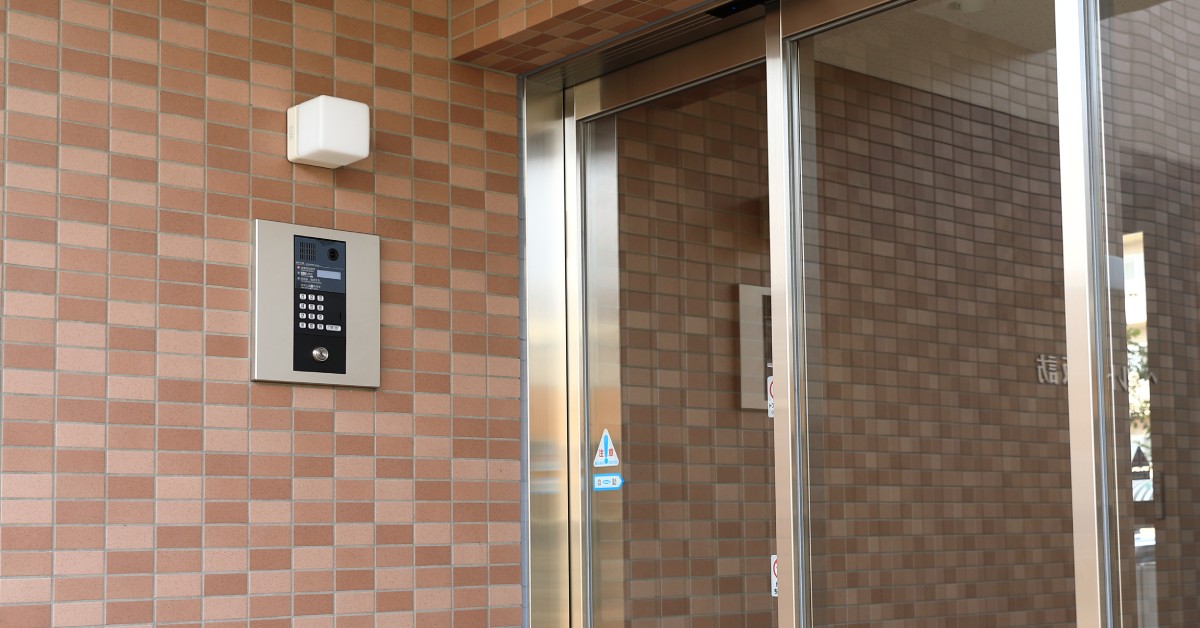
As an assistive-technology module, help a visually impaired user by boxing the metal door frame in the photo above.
[525,19,770,628]
[521,0,1117,626]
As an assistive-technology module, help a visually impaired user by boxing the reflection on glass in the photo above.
[800,0,1074,625]
[1102,1,1200,625]
[1135,526,1159,627]
[1124,233,1153,503]
[588,66,774,627]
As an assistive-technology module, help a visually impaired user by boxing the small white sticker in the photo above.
[767,376,775,418]
[771,554,779,597]
[593,428,619,467]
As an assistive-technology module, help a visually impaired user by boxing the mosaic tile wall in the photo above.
[807,62,1075,626]
[449,0,706,73]
[0,1,522,625]
[615,70,775,627]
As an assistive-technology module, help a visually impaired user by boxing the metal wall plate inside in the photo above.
[252,219,380,388]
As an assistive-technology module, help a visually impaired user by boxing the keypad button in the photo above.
[317,324,324,330]
[298,322,304,329]
[317,305,324,311]
[317,295,325,302]
[299,294,307,300]
[317,314,324,321]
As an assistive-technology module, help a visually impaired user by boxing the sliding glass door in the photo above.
[1099,1,1200,625]
[523,0,1192,625]
[577,63,776,628]
[773,1,1076,625]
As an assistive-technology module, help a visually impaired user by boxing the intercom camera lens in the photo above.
[327,248,340,261]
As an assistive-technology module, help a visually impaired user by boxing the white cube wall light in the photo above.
[286,95,370,168]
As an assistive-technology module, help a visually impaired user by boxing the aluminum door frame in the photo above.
[1054,0,1119,625]
[524,19,769,628]
[522,0,1117,626]
[523,3,917,628]
[522,77,574,628]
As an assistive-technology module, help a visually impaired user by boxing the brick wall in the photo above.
[450,0,704,73]
[0,1,522,625]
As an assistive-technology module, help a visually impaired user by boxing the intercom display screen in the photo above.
[295,236,347,294]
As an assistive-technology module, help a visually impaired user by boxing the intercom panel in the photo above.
[252,220,380,387]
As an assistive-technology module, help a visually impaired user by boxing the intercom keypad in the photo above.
[293,236,347,374]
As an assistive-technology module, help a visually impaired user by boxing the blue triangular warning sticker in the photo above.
[593,429,619,467]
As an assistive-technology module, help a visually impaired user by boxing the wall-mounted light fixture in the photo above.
[286,95,370,168]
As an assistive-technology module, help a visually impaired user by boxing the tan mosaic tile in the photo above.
[0,1,521,625]
[451,0,706,73]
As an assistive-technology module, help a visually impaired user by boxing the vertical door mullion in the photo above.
[1055,0,1117,625]
[766,4,808,627]
[563,86,590,628]
[578,114,626,628]
[523,81,573,628]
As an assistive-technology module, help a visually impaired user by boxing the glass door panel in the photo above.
[1100,1,1200,625]
[580,65,775,627]
[793,1,1076,625]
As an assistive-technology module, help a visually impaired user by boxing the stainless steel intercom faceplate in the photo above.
[252,220,380,387]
